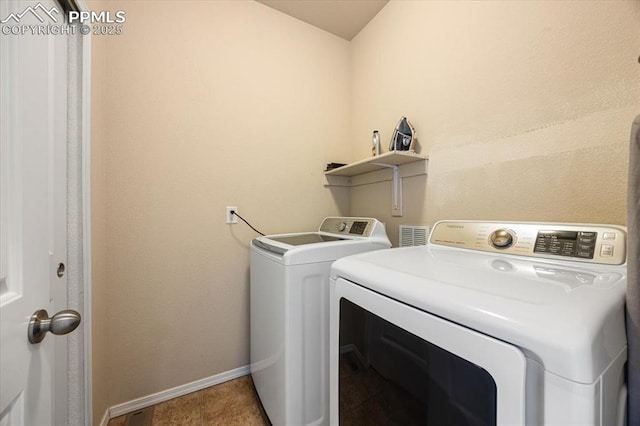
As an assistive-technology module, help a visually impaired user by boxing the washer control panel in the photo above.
[431,221,626,265]
[319,217,378,237]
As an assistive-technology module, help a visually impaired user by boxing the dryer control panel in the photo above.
[430,221,627,265]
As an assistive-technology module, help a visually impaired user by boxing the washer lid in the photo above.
[331,245,627,384]
[251,217,391,264]
[267,233,344,246]
[252,232,346,256]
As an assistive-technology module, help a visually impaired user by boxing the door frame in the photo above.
[78,2,92,421]
[77,1,93,422]
[55,0,93,423]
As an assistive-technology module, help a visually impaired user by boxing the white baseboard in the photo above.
[98,410,109,426]
[105,364,251,421]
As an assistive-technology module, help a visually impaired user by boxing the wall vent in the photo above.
[125,407,154,426]
[399,225,430,247]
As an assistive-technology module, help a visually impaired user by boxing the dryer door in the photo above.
[330,277,527,425]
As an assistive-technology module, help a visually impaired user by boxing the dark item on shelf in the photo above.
[326,162,347,171]
[389,117,417,152]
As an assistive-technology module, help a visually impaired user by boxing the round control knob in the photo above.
[490,229,515,249]
[338,222,347,232]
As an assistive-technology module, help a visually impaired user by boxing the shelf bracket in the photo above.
[373,163,402,217]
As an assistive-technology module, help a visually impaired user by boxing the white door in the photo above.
[0,0,77,424]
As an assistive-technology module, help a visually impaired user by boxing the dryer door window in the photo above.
[333,278,527,425]
[340,298,496,425]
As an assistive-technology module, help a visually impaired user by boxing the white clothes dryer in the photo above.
[330,220,628,426]
[250,217,390,426]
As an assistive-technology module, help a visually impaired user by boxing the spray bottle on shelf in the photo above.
[372,130,380,156]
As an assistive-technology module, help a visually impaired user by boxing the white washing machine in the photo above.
[250,217,390,426]
[330,220,628,426]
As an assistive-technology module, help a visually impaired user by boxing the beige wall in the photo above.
[90,9,109,423]
[350,0,640,245]
[90,1,350,422]
[91,0,640,422]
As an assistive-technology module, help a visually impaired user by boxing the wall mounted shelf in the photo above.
[323,151,426,177]
[323,151,428,217]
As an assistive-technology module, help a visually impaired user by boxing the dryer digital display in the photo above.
[349,221,368,235]
[534,230,596,259]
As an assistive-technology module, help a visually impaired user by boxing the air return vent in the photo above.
[124,407,154,426]
[399,225,430,247]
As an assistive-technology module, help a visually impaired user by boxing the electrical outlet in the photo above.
[226,206,238,224]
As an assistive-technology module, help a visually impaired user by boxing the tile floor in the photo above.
[107,354,416,426]
[107,375,270,426]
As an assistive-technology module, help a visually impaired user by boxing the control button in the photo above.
[490,229,515,249]
[338,222,347,232]
[603,232,617,240]
[580,232,597,237]
[600,244,614,257]
[577,251,593,258]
